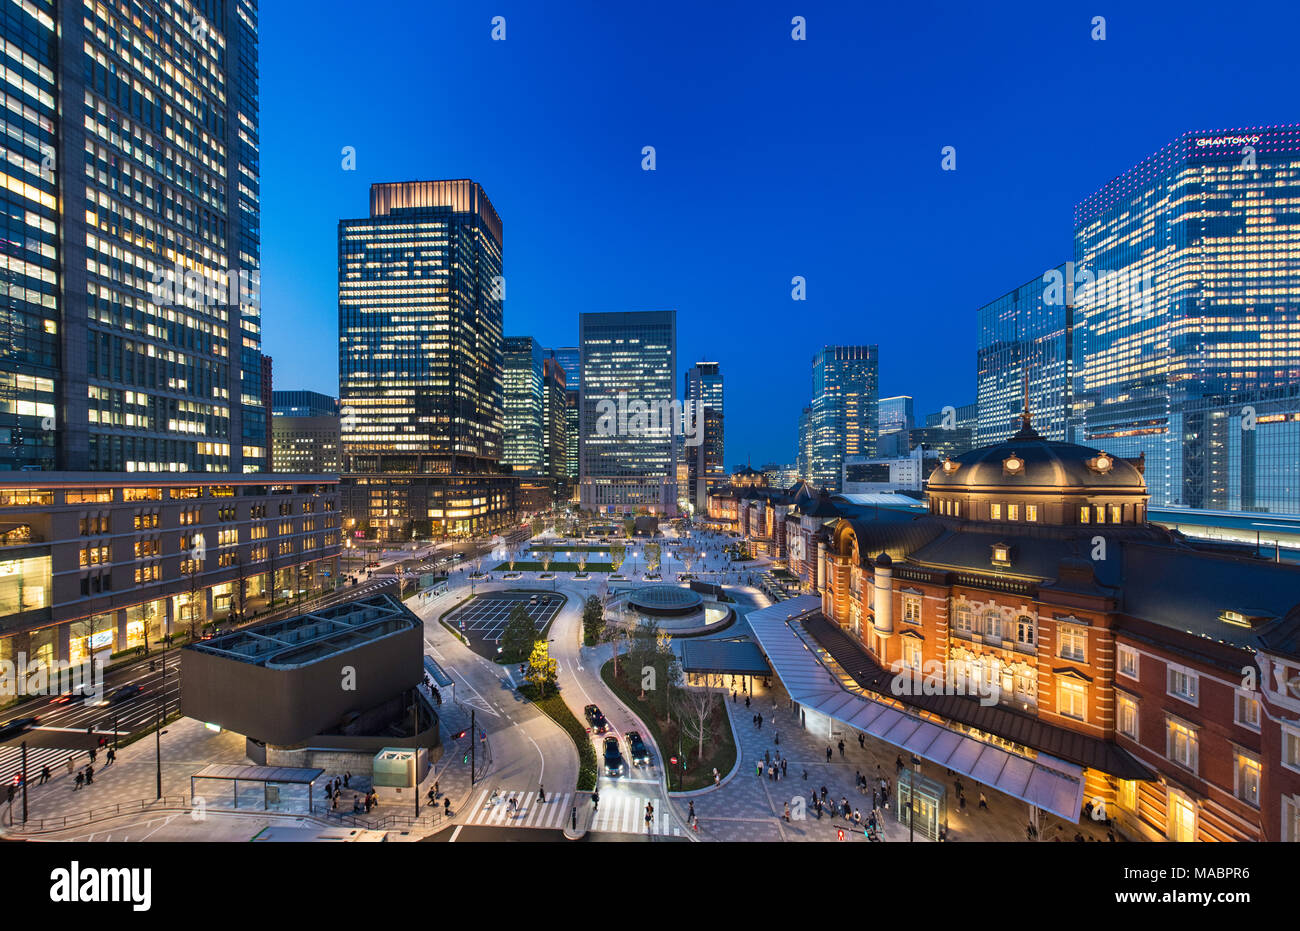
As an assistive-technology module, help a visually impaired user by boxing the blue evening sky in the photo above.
[259,0,1299,467]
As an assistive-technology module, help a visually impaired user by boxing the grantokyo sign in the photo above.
[1195,134,1261,147]
[594,393,704,447]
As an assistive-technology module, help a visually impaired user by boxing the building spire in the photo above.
[1013,370,1041,440]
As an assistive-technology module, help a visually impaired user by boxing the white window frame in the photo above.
[1166,716,1199,774]
[952,603,973,636]
[1058,623,1087,662]
[1058,679,1087,721]
[1233,750,1261,809]
[1116,692,1139,740]
[902,595,922,624]
[1166,663,1199,707]
[1117,644,1139,680]
[1015,615,1035,649]
[1234,689,1261,732]
[1283,723,1300,775]
[1284,795,1300,843]
[1167,789,1197,842]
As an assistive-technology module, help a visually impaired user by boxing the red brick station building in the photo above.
[710,414,1300,842]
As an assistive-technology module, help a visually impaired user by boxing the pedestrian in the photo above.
[74,770,84,790]
[88,747,96,764]
[66,755,74,775]
[895,754,904,774]
[40,764,50,785]
[872,788,880,810]
[539,783,546,803]
[105,747,115,766]
[85,765,94,786]
[838,739,845,757]
[858,733,865,749]
[783,802,791,823]
[443,797,451,817]
[820,785,827,802]
[592,790,600,811]
[978,791,988,811]
[825,746,832,763]
[731,690,736,703]
[688,800,695,824]
[774,731,780,746]
[344,771,351,788]
[427,786,437,808]
[757,716,762,731]
[958,791,967,812]
[713,768,720,787]
[756,760,763,777]
[434,780,440,798]
[764,749,770,766]
[780,759,787,778]
[745,695,751,709]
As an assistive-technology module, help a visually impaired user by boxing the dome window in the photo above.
[1002,454,1024,475]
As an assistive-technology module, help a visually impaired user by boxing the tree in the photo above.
[628,619,661,698]
[508,543,522,572]
[540,549,553,574]
[601,613,629,680]
[529,515,545,538]
[582,595,604,646]
[609,543,626,573]
[673,675,717,761]
[577,551,587,574]
[644,543,661,575]
[525,639,558,697]
[501,604,537,663]
[656,630,681,724]
[623,517,636,539]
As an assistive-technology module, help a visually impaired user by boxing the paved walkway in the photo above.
[668,673,1118,843]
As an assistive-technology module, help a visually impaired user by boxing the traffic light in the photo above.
[452,728,467,739]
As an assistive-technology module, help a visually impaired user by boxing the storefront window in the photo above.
[69,614,115,664]
[0,554,50,615]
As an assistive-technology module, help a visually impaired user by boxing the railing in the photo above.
[7,795,192,833]
[324,808,446,832]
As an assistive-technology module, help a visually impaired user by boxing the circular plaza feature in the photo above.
[626,584,704,617]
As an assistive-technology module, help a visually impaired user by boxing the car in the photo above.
[603,736,624,776]
[584,704,608,734]
[626,730,651,766]
[0,717,37,740]
[97,684,144,706]
[50,689,90,705]
[366,560,380,568]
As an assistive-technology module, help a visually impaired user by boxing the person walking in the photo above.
[783,802,791,823]
[825,746,833,763]
[688,800,695,826]
[858,733,865,749]
[105,747,116,766]
[838,739,845,758]
[39,765,50,785]
[84,765,94,786]
[74,770,84,791]
[780,759,787,778]
[66,755,75,776]
[538,783,546,803]
[978,791,988,811]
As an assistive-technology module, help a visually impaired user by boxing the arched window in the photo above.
[953,603,973,635]
[1016,615,1035,647]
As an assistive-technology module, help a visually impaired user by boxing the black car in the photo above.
[626,730,651,766]
[0,717,37,740]
[98,684,144,706]
[584,704,608,734]
[603,736,624,777]
[49,689,90,706]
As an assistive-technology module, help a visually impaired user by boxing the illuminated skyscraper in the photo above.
[1074,126,1300,510]
[579,311,677,515]
[0,0,266,473]
[338,180,515,538]
[542,357,568,482]
[503,337,545,473]
[683,361,724,512]
[975,264,1076,445]
[809,346,878,492]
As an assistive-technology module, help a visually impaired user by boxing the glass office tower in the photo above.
[542,357,568,482]
[579,311,677,515]
[503,336,545,473]
[975,263,1075,445]
[0,0,267,473]
[809,346,878,492]
[1074,126,1300,511]
[338,180,515,539]
[546,347,580,391]
[683,361,724,512]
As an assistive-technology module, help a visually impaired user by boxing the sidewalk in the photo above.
[667,674,1116,843]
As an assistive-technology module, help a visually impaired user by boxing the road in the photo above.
[412,583,579,832]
